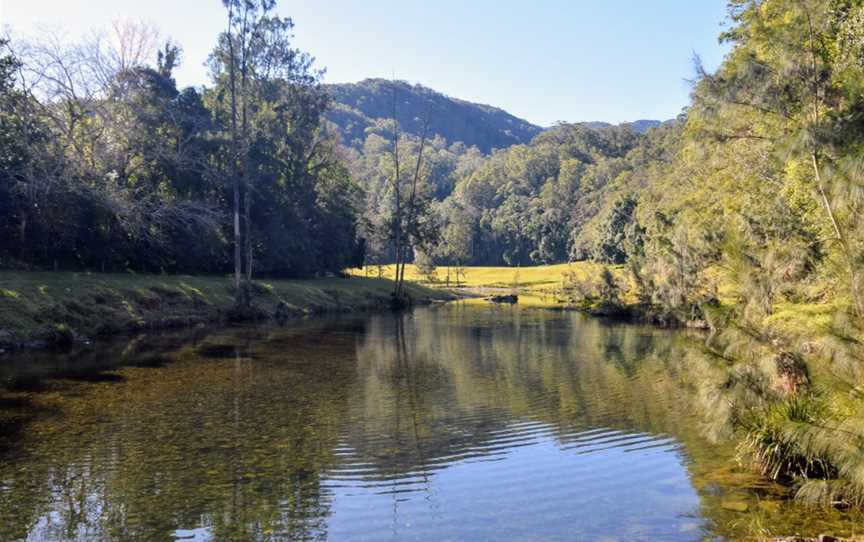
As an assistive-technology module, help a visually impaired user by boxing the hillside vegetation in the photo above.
[327,78,542,153]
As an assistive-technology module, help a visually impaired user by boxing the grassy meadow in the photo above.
[350,262,620,307]
[351,262,837,338]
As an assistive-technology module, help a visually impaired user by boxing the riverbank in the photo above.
[353,264,831,329]
[353,263,674,323]
[358,263,864,519]
[0,271,452,352]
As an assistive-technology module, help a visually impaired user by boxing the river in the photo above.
[0,303,860,541]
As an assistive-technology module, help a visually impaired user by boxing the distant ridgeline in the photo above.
[325,79,543,153]
[325,78,664,153]
[329,78,670,268]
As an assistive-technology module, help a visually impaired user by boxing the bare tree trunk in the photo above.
[391,85,403,298]
[811,152,862,316]
[19,212,27,265]
[398,112,431,296]
[244,168,252,283]
[811,152,843,246]
[240,10,252,285]
[399,245,411,296]
[246,214,253,280]
[226,2,243,302]
[806,11,862,317]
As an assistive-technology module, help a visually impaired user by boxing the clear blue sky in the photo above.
[1,0,730,126]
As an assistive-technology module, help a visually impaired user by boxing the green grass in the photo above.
[352,262,604,287]
[0,271,450,348]
[351,262,619,307]
[762,302,838,337]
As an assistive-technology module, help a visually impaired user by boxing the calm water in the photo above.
[0,304,860,541]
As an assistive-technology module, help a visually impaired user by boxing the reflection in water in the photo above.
[0,304,860,541]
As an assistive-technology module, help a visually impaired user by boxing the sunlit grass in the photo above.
[350,262,619,308]
[0,271,449,346]
[352,262,605,288]
[763,302,837,336]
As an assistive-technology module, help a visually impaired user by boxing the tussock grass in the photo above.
[739,392,864,509]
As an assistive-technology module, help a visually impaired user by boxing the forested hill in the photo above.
[325,79,542,153]
[326,79,664,152]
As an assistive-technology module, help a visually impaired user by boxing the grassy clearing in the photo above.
[0,271,449,349]
[350,262,616,307]
[352,264,845,325]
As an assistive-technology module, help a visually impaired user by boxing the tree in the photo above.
[384,85,436,300]
[212,1,334,296]
[693,0,864,316]
[414,249,437,283]
[0,38,53,267]
[1,16,358,279]
[216,0,254,300]
[591,194,643,264]
[436,199,473,286]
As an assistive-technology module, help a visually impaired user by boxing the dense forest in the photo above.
[0,16,670,280]
[0,3,360,280]
[326,79,543,153]
[327,81,672,270]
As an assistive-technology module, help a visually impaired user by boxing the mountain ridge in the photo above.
[325,78,665,153]
[325,78,542,154]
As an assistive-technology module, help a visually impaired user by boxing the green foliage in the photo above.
[589,194,643,264]
[644,0,864,508]
[414,250,437,283]
[319,64,696,273]
[557,264,625,313]
[327,79,541,154]
[738,394,833,482]
[738,388,864,509]
[439,122,663,266]
[0,18,361,277]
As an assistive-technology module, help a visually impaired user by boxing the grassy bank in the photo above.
[0,271,451,351]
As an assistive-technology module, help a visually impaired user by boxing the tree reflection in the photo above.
[0,308,860,541]
[0,324,358,541]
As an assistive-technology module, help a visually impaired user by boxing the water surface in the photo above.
[0,304,860,541]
